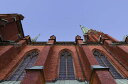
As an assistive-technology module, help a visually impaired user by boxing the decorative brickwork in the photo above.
[0,14,128,84]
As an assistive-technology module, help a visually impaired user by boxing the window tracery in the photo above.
[93,50,123,79]
[58,50,75,80]
[7,50,39,81]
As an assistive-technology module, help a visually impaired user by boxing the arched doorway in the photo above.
[7,50,39,81]
[58,50,75,80]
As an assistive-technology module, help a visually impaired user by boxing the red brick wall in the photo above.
[88,45,128,78]
[0,14,24,41]
[0,44,44,80]
[91,70,116,84]
[21,69,45,84]
[1,22,19,41]
[43,45,85,81]
[103,40,128,73]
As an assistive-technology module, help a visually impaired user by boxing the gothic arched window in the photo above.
[0,35,3,42]
[93,50,123,79]
[7,50,39,81]
[58,50,75,80]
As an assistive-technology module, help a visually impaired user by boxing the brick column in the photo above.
[0,39,26,70]
[21,35,56,84]
[76,35,116,84]
[75,35,87,81]
[82,46,116,84]
[75,35,83,44]
[81,45,99,80]
[90,65,116,84]
[103,40,128,70]
[35,35,56,66]
[47,35,56,44]
[21,66,45,84]
[0,39,27,80]
[91,33,128,70]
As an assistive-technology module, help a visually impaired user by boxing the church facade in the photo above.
[0,14,128,84]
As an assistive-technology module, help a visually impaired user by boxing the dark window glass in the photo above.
[0,35,3,41]
[93,50,123,79]
[58,50,75,80]
[6,51,39,81]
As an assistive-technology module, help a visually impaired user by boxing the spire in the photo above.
[31,34,40,42]
[123,35,128,42]
[80,25,90,35]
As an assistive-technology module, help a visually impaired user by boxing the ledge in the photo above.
[26,66,44,70]
[91,65,109,71]
[110,41,128,45]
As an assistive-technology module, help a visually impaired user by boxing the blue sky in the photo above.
[0,0,128,41]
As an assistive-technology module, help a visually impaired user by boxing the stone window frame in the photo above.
[6,50,39,81]
[93,50,123,79]
[58,49,75,80]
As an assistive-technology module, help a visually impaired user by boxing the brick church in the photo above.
[0,14,128,84]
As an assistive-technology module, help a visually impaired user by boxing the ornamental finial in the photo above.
[80,25,90,35]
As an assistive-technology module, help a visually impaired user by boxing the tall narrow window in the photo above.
[93,50,123,79]
[7,50,39,81]
[0,35,3,41]
[58,50,75,80]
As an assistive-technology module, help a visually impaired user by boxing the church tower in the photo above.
[0,14,128,84]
